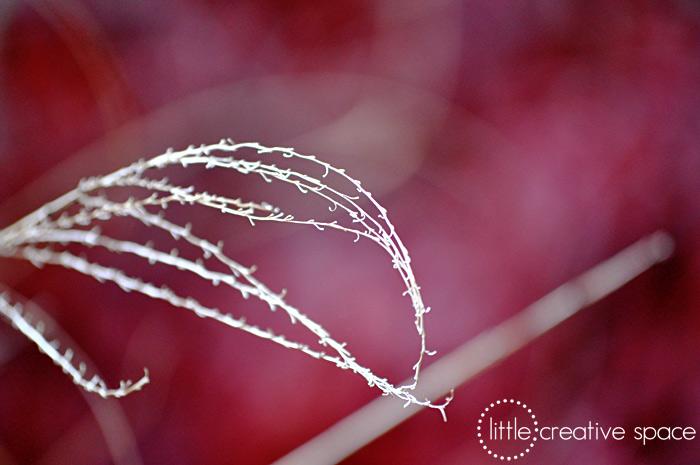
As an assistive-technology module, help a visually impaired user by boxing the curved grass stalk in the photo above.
[0,289,145,465]
[0,140,449,415]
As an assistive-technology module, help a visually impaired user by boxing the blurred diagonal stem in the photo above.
[272,231,674,465]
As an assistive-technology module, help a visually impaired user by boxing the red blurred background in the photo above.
[1,0,699,464]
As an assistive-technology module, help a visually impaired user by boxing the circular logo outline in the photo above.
[477,399,538,461]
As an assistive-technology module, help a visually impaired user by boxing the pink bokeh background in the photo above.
[1,1,700,464]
